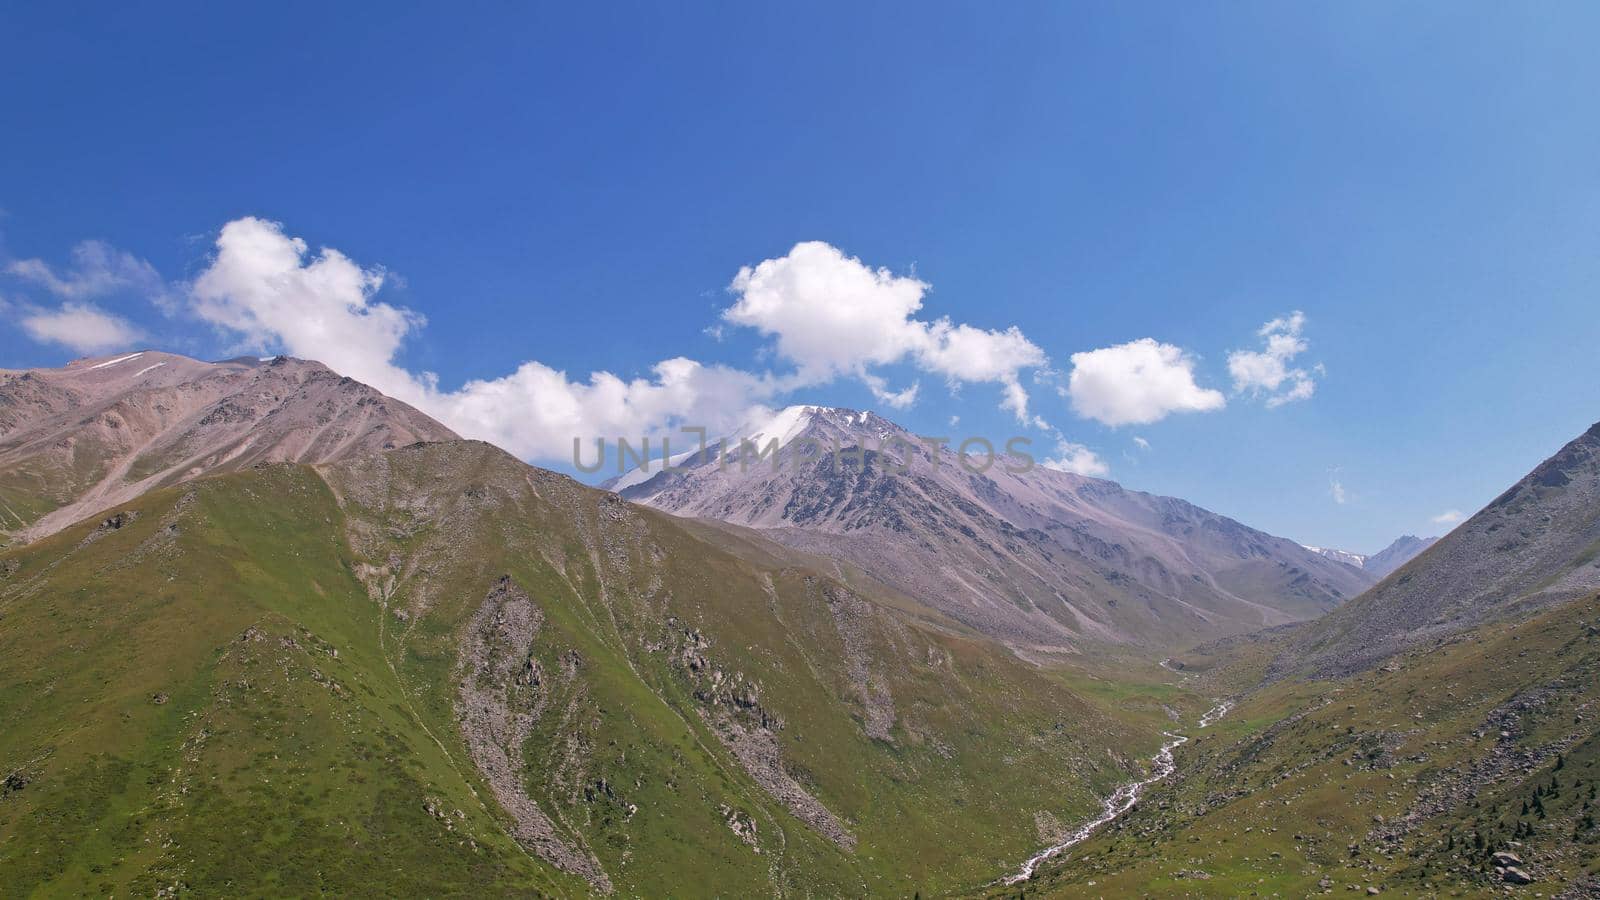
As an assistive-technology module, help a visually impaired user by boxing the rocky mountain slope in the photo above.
[0,438,1192,896]
[1287,421,1600,676]
[0,351,456,544]
[611,406,1375,654]
[994,423,1600,897]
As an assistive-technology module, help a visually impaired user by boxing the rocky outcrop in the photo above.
[655,616,856,851]
[456,576,612,892]
[816,580,896,742]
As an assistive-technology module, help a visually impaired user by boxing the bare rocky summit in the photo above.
[0,350,455,544]
[611,406,1375,653]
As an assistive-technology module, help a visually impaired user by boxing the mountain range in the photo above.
[611,405,1375,655]
[1009,423,1600,896]
[4,351,1598,896]
[0,356,1158,895]
[1302,534,1439,579]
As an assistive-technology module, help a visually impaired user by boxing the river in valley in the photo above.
[1001,699,1233,885]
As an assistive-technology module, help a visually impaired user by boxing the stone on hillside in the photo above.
[1501,867,1534,885]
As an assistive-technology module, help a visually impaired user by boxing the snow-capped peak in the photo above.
[1301,544,1368,568]
[604,405,889,492]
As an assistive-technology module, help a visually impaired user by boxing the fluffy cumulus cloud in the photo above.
[8,240,172,308]
[19,301,144,353]
[444,358,773,463]
[187,226,1062,464]
[1431,509,1465,525]
[192,218,419,394]
[724,241,1049,424]
[188,217,773,461]
[1065,338,1225,427]
[1227,312,1319,407]
[1040,439,1110,477]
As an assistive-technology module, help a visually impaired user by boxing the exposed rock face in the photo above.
[655,616,856,850]
[456,576,612,891]
[613,406,1374,652]
[814,580,896,743]
[0,351,455,544]
[1287,422,1600,675]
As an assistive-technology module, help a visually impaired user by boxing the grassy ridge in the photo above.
[0,443,1198,895]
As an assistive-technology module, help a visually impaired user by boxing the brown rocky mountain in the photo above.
[0,350,456,544]
[609,406,1376,654]
[1287,420,1600,675]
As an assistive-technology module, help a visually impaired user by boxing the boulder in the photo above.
[1501,867,1534,885]
[1491,851,1523,868]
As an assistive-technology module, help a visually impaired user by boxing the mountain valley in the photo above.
[3,353,1597,897]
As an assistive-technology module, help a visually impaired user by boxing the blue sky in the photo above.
[2,2,1598,553]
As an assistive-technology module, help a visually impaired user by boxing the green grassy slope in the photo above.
[991,593,1600,897]
[0,441,1193,896]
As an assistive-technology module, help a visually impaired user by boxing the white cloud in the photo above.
[1132,435,1150,450]
[1066,338,1225,426]
[724,241,1048,424]
[192,217,421,397]
[1227,311,1319,407]
[443,357,775,462]
[1431,509,1465,525]
[726,242,926,379]
[188,217,774,462]
[861,373,920,409]
[19,301,144,353]
[1330,478,1347,504]
[7,240,171,307]
[1041,439,1110,478]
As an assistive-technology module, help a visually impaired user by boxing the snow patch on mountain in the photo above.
[1302,544,1368,569]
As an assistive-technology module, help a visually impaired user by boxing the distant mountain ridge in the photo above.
[0,350,457,544]
[612,405,1376,653]
[1364,534,1439,577]
[1301,544,1367,569]
[1301,534,1439,578]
